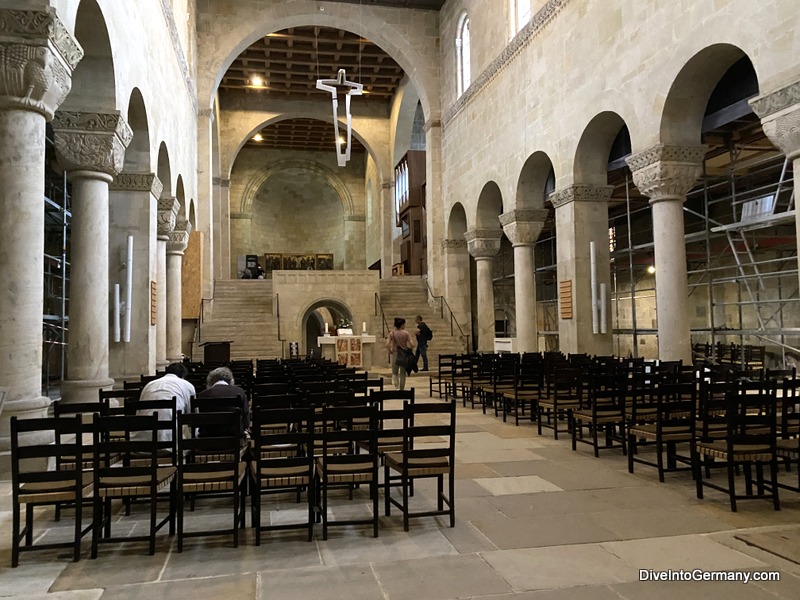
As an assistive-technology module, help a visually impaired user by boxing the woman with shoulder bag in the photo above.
[386,317,417,390]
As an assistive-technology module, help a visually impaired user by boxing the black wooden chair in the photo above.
[90,413,177,557]
[384,400,456,531]
[314,404,379,540]
[251,406,315,543]
[176,410,247,550]
[11,415,93,567]
[695,381,780,511]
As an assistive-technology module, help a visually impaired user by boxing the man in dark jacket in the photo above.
[414,315,432,372]
[196,366,249,441]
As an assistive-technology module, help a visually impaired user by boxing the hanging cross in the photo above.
[316,69,363,167]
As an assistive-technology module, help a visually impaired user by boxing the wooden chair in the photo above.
[90,413,177,557]
[314,404,379,540]
[430,354,455,399]
[384,400,456,531]
[11,415,93,567]
[776,378,800,493]
[538,366,583,439]
[694,381,780,511]
[628,381,696,481]
[571,369,628,457]
[176,410,247,551]
[251,406,315,543]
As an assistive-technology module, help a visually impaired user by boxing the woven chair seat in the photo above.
[98,466,176,497]
[779,424,799,436]
[776,438,799,459]
[18,473,93,504]
[628,423,692,442]
[572,409,623,423]
[384,452,451,477]
[181,463,246,493]
[695,442,773,461]
[539,399,581,410]
[315,458,375,483]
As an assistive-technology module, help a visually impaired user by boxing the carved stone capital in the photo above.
[499,209,549,245]
[110,172,163,198]
[441,238,468,251]
[549,185,612,209]
[167,220,192,255]
[423,119,442,132]
[212,177,231,188]
[0,8,83,118]
[626,144,707,203]
[464,228,502,259]
[157,196,180,239]
[750,83,800,159]
[53,111,133,176]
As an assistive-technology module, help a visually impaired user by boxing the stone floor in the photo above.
[2,372,800,599]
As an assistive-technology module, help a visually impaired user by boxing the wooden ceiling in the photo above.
[220,26,404,102]
[245,118,366,153]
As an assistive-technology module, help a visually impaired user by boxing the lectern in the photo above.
[200,341,232,364]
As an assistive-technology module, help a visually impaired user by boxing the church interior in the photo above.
[1,0,800,597]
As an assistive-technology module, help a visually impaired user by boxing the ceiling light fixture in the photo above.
[253,133,263,142]
[647,265,656,274]
[316,68,362,167]
[249,75,265,88]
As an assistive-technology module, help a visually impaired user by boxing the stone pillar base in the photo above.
[60,377,115,404]
[0,396,53,473]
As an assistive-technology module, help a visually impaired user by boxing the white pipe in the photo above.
[113,283,121,343]
[123,235,133,343]
[599,282,607,334]
[590,241,599,334]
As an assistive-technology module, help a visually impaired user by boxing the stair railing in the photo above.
[374,293,391,339]
[424,279,471,353]
[275,293,285,359]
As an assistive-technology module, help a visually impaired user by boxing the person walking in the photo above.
[386,317,417,390]
[414,315,432,372]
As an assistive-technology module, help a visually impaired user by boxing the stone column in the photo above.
[425,119,445,292]
[627,144,706,363]
[550,185,614,356]
[442,239,471,346]
[380,181,395,278]
[218,178,232,279]
[166,220,191,362]
[500,209,548,353]
[750,81,800,290]
[54,111,132,403]
[229,212,252,277]
[465,229,502,352]
[0,7,81,452]
[108,173,162,380]
[196,108,215,300]
[157,197,179,368]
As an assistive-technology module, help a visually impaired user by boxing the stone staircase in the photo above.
[196,280,283,361]
[378,276,469,366]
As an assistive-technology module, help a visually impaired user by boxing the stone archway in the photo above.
[301,299,353,357]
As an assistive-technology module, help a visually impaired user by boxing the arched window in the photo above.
[456,13,471,97]
[514,0,532,33]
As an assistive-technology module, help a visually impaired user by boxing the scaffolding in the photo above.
[608,147,797,365]
[43,127,71,395]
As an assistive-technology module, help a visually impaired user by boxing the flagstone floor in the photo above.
[1,371,799,599]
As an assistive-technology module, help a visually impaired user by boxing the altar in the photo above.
[317,334,377,370]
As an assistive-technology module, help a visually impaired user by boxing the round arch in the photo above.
[198,3,439,122]
[224,113,386,183]
[661,43,754,146]
[123,88,150,172]
[573,111,628,185]
[156,142,173,197]
[63,0,117,112]
[299,298,354,355]
[447,202,468,239]
[240,159,356,218]
[515,151,555,210]
[475,181,504,229]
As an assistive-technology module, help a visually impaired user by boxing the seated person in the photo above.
[137,362,196,442]
[195,366,249,442]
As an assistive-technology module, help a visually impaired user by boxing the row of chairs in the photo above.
[10,388,457,566]
[431,351,799,511]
